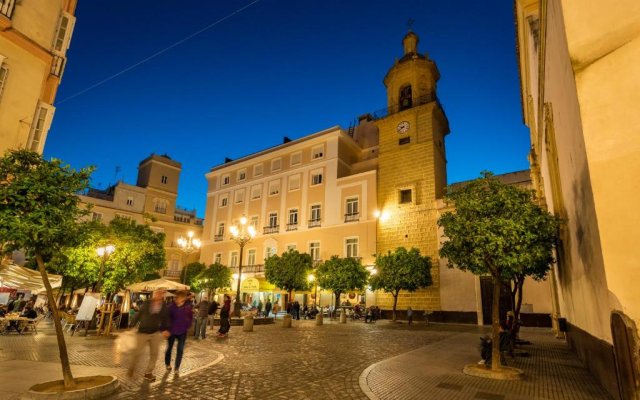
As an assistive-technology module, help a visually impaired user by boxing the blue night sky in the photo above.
[44,0,529,217]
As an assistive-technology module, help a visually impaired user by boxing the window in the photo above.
[309,242,320,261]
[399,189,412,204]
[251,185,262,200]
[222,174,230,186]
[154,199,167,214]
[91,212,103,222]
[346,238,359,258]
[115,213,131,221]
[250,215,259,229]
[237,169,246,181]
[126,197,134,206]
[399,137,411,145]
[254,164,263,177]
[161,175,168,184]
[312,146,324,159]
[271,158,282,172]
[29,103,55,153]
[0,60,7,104]
[288,174,300,191]
[268,212,278,227]
[286,244,297,251]
[310,204,321,221]
[311,171,323,186]
[217,223,225,236]
[290,152,301,166]
[214,253,222,264]
[52,12,75,55]
[219,194,229,207]
[265,246,277,259]
[268,180,280,196]
[230,252,239,267]
[346,197,359,215]
[247,249,257,266]
[288,208,298,225]
[170,257,180,270]
[399,85,412,110]
[235,189,245,204]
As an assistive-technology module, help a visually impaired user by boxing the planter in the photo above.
[462,364,524,380]
[23,375,119,400]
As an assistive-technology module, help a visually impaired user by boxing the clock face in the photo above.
[397,121,410,134]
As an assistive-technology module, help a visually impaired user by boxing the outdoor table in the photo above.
[0,316,30,334]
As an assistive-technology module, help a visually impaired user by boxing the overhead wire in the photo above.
[56,0,261,105]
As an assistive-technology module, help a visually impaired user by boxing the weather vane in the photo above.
[407,18,415,32]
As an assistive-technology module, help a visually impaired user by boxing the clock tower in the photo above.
[374,31,450,312]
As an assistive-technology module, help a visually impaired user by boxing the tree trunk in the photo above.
[334,291,341,315]
[392,290,399,322]
[515,276,525,320]
[36,254,75,389]
[491,275,502,371]
[509,280,517,317]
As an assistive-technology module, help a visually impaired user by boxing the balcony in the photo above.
[1,0,15,19]
[164,269,181,279]
[344,212,360,223]
[370,93,439,120]
[286,223,298,231]
[308,219,321,228]
[214,234,224,242]
[51,55,65,78]
[263,225,279,234]
[230,264,265,274]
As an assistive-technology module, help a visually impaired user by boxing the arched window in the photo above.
[399,85,412,110]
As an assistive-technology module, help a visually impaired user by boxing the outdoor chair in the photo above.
[62,313,77,334]
[21,315,44,335]
[0,319,9,335]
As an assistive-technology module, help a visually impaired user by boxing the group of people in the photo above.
[127,290,233,381]
[0,295,39,334]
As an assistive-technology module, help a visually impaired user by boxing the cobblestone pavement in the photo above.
[0,319,613,400]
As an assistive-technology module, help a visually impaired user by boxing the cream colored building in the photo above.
[0,0,76,154]
[516,1,640,398]
[80,154,203,281]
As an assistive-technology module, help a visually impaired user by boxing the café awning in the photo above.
[0,262,62,292]
[126,278,189,292]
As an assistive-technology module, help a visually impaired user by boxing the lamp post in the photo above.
[307,273,317,309]
[94,244,115,293]
[230,216,256,317]
[177,231,201,284]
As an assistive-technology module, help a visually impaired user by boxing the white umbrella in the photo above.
[126,278,189,292]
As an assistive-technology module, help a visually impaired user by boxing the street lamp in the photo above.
[177,231,201,284]
[95,244,115,292]
[230,216,256,317]
[308,273,317,309]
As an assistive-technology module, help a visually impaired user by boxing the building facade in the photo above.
[515,1,640,398]
[80,154,203,281]
[0,0,77,154]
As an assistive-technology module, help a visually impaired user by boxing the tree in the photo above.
[183,261,206,291]
[316,256,369,310]
[0,150,93,389]
[264,249,312,301]
[370,247,433,321]
[195,263,231,298]
[438,171,558,372]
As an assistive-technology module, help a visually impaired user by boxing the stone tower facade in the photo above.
[374,31,450,311]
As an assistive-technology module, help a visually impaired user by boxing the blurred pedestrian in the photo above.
[407,307,413,326]
[195,296,210,340]
[217,294,232,337]
[165,291,193,374]
[264,299,272,318]
[127,290,170,381]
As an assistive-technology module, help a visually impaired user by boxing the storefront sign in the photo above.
[241,277,260,292]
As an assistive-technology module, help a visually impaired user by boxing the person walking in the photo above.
[208,298,219,331]
[217,294,232,337]
[293,301,300,320]
[264,299,272,318]
[165,291,193,374]
[272,302,279,319]
[127,290,170,381]
[407,306,413,326]
[195,296,210,340]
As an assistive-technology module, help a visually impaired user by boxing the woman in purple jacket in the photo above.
[165,291,193,373]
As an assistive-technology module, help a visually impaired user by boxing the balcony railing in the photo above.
[263,225,279,234]
[370,93,439,120]
[1,0,16,19]
[344,212,360,222]
[230,264,265,274]
[286,223,298,231]
[308,219,321,228]
[50,55,65,78]
[164,269,181,278]
[214,234,224,242]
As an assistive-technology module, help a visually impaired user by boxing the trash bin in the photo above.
[558,317,567,332]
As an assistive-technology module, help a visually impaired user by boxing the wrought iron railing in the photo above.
[50,55,65,78]
[344,213,360,222]
[370,93,439,120]
[308,219,321,228]
[0,0,16,19]
[230,264,265,274]
[214,234,224,242]
[286,223,298,231]
[164,269,181,278]
[263,225,279,234]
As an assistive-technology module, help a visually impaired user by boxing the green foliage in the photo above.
[143,271,162,281]
[0,149,93,257]
[264,249,312,297]
[437,171,559,280]
[194,263,231,295]
[183,262,206,289]
[317,256,369,307]
[370,247,433,300]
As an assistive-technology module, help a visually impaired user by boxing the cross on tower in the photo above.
[407,18,415,32]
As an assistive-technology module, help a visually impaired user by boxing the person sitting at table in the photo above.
[8,305,37,333]
[0,304,7,317]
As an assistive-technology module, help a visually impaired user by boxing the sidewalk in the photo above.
[360,327,613,400]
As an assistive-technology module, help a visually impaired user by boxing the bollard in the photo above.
[282,314,292,328]
[316,313,323,326]
[243,315,254,332]
[340,310,347,324]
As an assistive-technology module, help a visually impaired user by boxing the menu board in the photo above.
[76,294,100,321]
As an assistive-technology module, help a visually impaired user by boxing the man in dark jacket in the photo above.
[127,290,170,381]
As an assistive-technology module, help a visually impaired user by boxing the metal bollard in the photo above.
[282,314,292,328]
[316,313,323,326]
[243,315,254,332]
[340,310,347,324]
